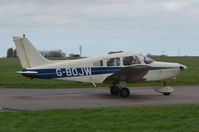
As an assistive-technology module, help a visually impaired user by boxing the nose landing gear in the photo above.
[153,81,174,96]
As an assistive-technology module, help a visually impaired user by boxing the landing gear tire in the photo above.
[163,92,171,96]
[110,86,120,95]
[120,88,130,98]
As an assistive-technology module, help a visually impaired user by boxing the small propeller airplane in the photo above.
[13,35,187,97]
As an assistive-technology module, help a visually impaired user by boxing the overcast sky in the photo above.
[0,0,199,57]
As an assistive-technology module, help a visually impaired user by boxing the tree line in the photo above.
[40,50,66,58]
[7,48,17,58]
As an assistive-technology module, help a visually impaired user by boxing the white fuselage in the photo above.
[23,52,186,84]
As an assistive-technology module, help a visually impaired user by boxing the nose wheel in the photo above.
[153,81,174,96]
[163,92,171,96]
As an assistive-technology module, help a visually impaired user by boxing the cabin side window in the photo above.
[107,57,120,67]
[93,60,103,67]
[135,56,141,64]
[115,58,120,66]
[123,56,141,66]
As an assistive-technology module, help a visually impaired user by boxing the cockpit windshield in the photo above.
[140,54,154,64]
[144,56,154,64]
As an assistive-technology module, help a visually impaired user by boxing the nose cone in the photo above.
[180,64,188,71]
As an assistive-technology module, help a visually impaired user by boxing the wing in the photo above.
[103,65,150,84]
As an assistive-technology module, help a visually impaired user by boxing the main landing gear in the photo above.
[153,81,174,96]
[110,86,130,97]
[110,81,130,97]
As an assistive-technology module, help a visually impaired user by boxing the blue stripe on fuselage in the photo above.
[149,67,178,70]
[21,66,178,79]
[22,67,122,79]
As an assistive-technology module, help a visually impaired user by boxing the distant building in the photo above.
[73,54,80,57]
[69,53,80,58]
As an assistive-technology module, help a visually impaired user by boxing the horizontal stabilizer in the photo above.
[16,71,38,75]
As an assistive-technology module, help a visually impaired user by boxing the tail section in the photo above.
[13,36,52,68]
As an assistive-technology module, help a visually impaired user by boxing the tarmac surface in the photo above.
[0,86,199,111]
